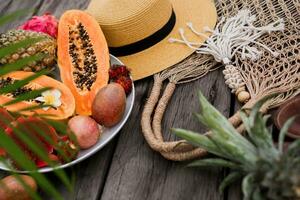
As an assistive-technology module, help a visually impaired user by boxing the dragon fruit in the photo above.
[3,116,79,168]
[18,13,58,38]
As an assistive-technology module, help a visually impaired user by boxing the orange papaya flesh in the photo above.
[0,71,75,120]
[57,10,110,115]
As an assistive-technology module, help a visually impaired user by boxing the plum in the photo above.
[92,83,126,127]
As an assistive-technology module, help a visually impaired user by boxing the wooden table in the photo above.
[0,1,241,199]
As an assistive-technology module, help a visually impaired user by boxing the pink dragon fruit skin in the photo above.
[18,13,58,38]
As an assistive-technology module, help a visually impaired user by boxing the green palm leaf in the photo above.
[0,69,48,94]
[0,127,64,200]
[0,53,45,75]
[0,9,33,27]
[0,10,74,200]
[0,162,42,200]
[0,37,44,59]
[13,122,73,191]
[3,87,50,106]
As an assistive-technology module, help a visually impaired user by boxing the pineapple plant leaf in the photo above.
[242,173,256,200]
[188,158,240,169]
[173,91,300,200]
[278,117,295,154]
[172,128,225,158]
[219,171,243,193]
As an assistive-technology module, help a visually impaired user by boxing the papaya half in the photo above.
[0,71,75,120]
[57,10,110,115]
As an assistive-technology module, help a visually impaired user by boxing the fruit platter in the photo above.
[0,10,135,172]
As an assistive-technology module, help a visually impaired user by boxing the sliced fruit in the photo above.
[5,117,59,162]
[0,71,75,120]
[57,10,110,115]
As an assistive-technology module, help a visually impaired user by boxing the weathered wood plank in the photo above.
[36,0,90,18]
[100,69,231,200]
[227,180,242,200]
[0,0,13,14]
[0,0,43,31]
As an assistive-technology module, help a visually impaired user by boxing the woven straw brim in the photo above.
[118,0,217,80]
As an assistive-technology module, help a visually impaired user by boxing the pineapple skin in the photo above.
[0,30,56,72]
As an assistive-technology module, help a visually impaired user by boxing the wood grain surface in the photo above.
[0,1,241,199]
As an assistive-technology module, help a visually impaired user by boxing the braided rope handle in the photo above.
[141,74,254,161]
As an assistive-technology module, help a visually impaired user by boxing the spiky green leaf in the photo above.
[241,97,278,161]
[172,128,227,159]
[248,94,276,126]
[188,158,240,169]
[197,91,257,159]
[252,187,264,200]
[286,139,300,157]
[242,173,255,200]
[278,117,295,153]
[219,171,242,193]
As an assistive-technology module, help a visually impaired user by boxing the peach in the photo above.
[68,115,101,149]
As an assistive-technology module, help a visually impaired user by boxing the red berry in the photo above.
[109,65,132,95]
[109,65,130,79]
[115,76,132,95]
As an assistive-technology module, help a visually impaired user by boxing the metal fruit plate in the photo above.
[0,55,135,173]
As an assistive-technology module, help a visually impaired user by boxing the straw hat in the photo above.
[86,0,217,80]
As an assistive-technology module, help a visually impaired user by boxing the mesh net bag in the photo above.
[141,0,300,161]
